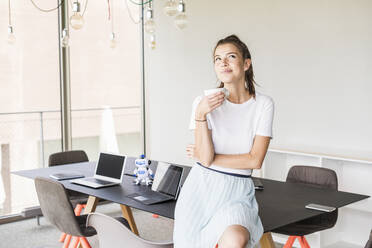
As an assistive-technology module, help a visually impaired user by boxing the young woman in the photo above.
[173,35,274,248]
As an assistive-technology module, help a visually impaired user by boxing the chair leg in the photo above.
[58,204,86,244]
[70,236,80,248]
[298,236,310,248]
[80,237,92,248]
[283,236,296,248]
[303,237,311,248]
[59,232,67,242]
[74,204,86,216]
[62,234,72,248]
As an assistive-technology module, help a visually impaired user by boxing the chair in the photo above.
[49,150,89,166]
[49,150,90,203]
[365,229,372,248]
[49,150,90,244]
[272,166,338,248]
[35,177,97,248]
[87,212,174,248]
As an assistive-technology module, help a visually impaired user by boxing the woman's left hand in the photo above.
[186,144,196,159]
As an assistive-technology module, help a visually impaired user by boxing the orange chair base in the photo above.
[284,236,310,248]
[58,204,92,248]
[70,236,92,248]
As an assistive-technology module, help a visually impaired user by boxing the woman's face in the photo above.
[214,43,250,85]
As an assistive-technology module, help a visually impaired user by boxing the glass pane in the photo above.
[0,1,61,216]
[70,0,142,160]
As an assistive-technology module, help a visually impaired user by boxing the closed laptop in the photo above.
[127,162,184,205]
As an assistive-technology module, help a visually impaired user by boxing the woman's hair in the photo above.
[213,34,256,97]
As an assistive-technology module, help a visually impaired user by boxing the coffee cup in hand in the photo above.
[204,88,229,98]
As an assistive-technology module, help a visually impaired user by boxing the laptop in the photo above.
[127,162,184,205]
[70,152,127,189]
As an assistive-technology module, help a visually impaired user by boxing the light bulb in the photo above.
[163,0,178,16]
[109,33,117,49]
[70,12,84,30]
[70,2,84,30]
[7,26,16,44]
[149,35,156,50]
[175,1,188,29]
[145,19,156,34]
[174,13,187,29]
[61,28,69,47]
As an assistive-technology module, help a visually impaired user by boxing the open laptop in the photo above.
[70,152,127,189]
[127,162,184,205]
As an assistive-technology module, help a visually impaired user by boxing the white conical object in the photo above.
[100,107,119,154]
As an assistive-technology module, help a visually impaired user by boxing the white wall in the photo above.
[144,0,372,165]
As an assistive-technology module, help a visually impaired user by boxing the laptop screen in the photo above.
[96,153,125,179]
[151,162,183,197]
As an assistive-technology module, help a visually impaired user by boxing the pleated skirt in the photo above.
[173,163,263,248]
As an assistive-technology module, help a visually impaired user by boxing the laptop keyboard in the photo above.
[85,178,113,185]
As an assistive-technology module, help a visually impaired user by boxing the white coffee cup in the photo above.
[204,88,230,98]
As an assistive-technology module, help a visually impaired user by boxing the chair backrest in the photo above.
[286,165,338,190]
[87,212,173,248]
[365,229,372,248]
[34,177,86,236]
[287,165,338,227]
[48,150,89,167]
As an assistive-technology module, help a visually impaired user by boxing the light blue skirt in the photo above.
[173,163,263,248]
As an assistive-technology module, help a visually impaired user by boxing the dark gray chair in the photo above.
[48,150,93,245]
[272,166,338,248]
[35,177,97,248]
[35,177,129,248]
[49,150,89,203]
[48,150,89,166]
[365,229,372,248]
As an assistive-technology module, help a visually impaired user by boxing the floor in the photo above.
[0,202,283,247]
[0,203,174,248]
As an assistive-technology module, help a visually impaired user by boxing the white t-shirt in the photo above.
[189,91,274,175]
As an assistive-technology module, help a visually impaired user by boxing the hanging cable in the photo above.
[30,0,65,12]
[109,0,117,48]
[82,0,88,16]
[8,0,11,25]
[107,0,111,20]
[128,0,152,5]
[124,0,141,24]
[111,0,114,30]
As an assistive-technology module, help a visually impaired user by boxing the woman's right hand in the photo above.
[195,91,225,119]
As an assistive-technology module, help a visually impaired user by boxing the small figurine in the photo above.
[133,154,154,186]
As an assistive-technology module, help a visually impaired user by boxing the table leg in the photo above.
[260,232,276,248]
[77,196,99,248]
[83,196,99,214]
[120,204,139,235]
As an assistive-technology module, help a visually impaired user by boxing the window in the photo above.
[0,0,142,217]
